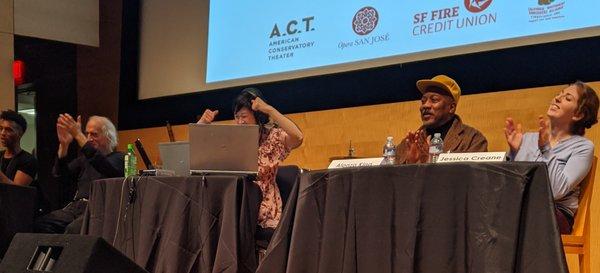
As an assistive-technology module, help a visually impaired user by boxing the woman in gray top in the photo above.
[504,81,599,234]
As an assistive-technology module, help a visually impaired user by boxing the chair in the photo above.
[561,156,596,273]
[275,165,302,209]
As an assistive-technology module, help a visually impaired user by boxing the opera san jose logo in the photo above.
[352,7,379,35]
[464,0,493,13]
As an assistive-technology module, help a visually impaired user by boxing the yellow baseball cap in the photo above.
[416,75,461,103]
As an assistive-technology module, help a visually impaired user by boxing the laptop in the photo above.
[158,141,190,176]
[188,123,259,175]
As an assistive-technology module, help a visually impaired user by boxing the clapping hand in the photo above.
[504,117,523,154]
[57,114,82,139]
[56,121,73,145]
[404,129,430,163]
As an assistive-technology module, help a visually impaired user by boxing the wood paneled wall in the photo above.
[119,82,600,170]
[0,0,14,111]
[119,82,600,272]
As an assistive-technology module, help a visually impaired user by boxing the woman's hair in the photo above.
[233,87,272,144]
[572,81,599,136]
[232,87,270,126]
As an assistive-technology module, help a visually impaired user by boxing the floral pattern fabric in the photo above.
[256,127,290,228]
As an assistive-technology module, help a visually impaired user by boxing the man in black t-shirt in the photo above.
[0,110,37,185]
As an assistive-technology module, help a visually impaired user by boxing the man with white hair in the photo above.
[34,114,124,234]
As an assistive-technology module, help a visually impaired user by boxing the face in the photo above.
[547,85,583,125]
[85,119,111,153]
[419,90,456,128]
[0,120,22,148]
[234,107,257,125]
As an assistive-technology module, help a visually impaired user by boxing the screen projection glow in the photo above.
[137,0,600,99]
[206,0,600,83]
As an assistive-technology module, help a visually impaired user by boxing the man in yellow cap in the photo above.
[396,75,488,164]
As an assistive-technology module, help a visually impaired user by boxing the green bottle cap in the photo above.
[128,144,134,151]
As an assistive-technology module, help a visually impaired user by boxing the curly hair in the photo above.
[572,81,599,136]
[0,109,27,134]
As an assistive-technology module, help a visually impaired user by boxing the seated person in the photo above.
[197,88,303,231]
[0,110,37,186]
[396,75,488,163]
[505,81,599,234]
[34,114,124,234]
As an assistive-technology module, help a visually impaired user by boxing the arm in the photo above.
[0,153,37,186]
[5,171,33,186]
[264,107,303,150]
[549,141,594,200]
[0,170,32,186]
[252,98,303,150]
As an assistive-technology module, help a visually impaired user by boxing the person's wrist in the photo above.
[263,106,275,116]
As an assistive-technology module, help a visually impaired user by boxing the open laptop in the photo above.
[158,141,190,176]
[188,123,259,175]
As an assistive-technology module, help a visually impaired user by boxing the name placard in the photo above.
[437,152,506,163]
[328,158,384,169]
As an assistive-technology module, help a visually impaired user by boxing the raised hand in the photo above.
[57,114,82,138]
[405,130,429,163]
[504,117,523,154]
[197,109,219,124]
[56,121,73,145]
[538,115,550,150]
[251,97,274,114]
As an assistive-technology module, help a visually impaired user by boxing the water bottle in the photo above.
[124,144,137,177]
[429,133,444,163]
[382,136,396,165]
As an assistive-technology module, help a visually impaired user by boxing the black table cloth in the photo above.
[82,175,262,273]
[0,183,36,258]
[257,162,568,273]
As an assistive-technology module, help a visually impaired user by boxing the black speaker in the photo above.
[0,234,147,273]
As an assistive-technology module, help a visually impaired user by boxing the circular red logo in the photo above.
[352,7,379,36]
[464,0,493,13]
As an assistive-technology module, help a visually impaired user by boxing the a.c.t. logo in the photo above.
[464,0,493,13]
[352,7,379,36]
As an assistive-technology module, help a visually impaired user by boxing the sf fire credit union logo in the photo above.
[352,7,379,35]
[465,0,493,13]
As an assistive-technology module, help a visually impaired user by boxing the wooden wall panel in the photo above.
[0,33,14,111]
[118,82,600,272]
[0,0,13,34]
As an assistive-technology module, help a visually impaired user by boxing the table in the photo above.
[82,175,262,273]
[0,183,36,258]
[257,163,568,273]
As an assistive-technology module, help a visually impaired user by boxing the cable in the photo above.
[112,176,129,245]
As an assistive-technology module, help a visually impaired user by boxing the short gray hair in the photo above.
[89,116,118,151]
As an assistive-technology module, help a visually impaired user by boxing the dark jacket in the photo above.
[54,142,124,200]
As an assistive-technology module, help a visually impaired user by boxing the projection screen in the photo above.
[138,0,600,99]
